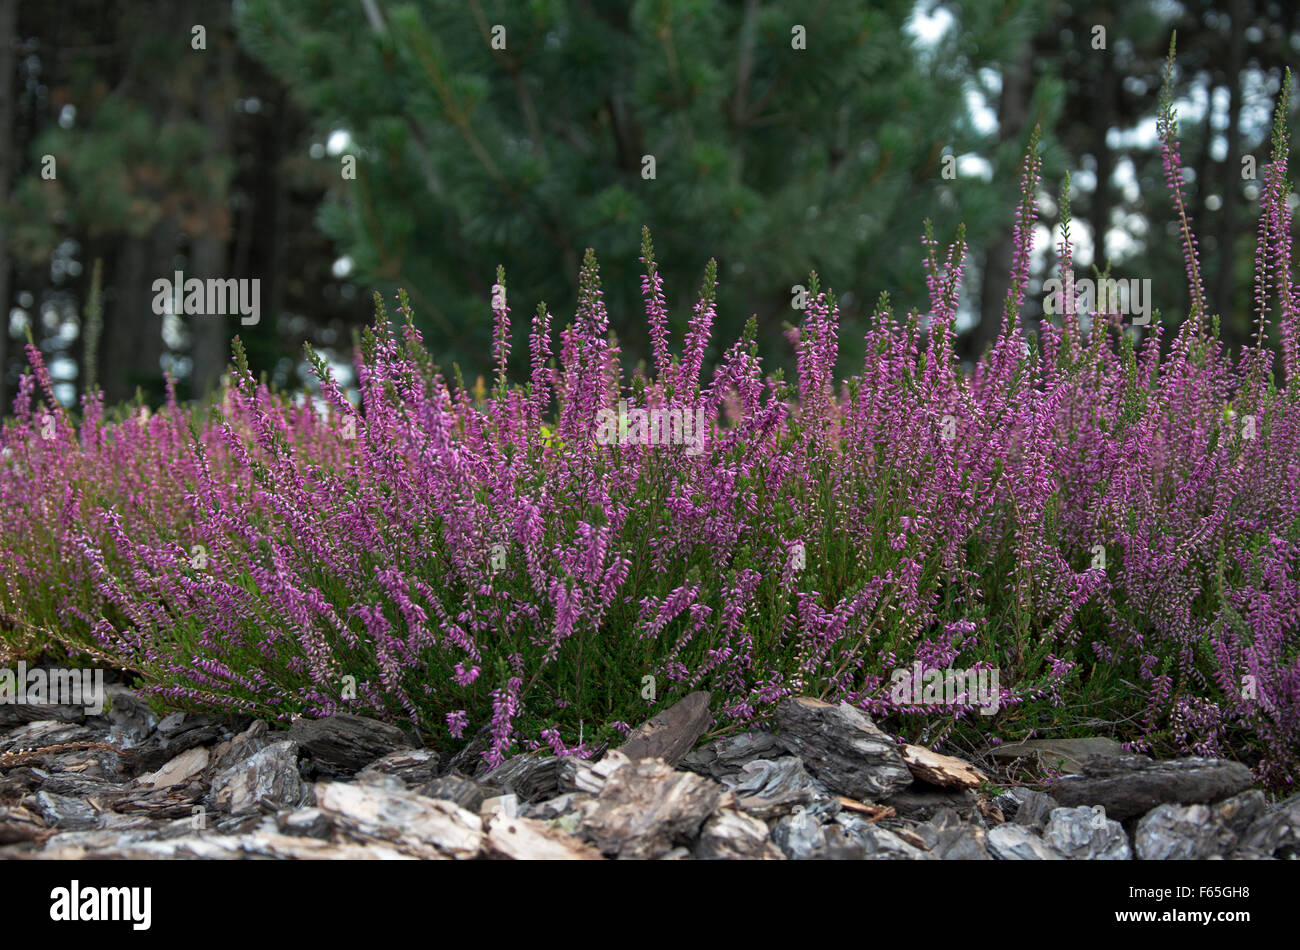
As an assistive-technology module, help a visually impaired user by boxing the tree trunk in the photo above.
[1215,0,1246,348]
[971,40,1031,361]
[101,224,171,406]
[1091,60,1116,278]
[189,3,235,399]
[0,0,16,411]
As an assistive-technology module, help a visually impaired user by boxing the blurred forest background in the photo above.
[2,0,1299,410]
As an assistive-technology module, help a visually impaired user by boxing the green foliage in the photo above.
[236,0,1025,377]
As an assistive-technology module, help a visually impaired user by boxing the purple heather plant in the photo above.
[2,52,1298,784]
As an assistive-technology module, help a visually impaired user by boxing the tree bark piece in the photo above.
[314,780,482,859]
[129,714,227,773]
[1235,792,1300,859]
[990,737,1125,775]
[1049,755,1254,820]
[914,807,992,860]
[1,720,92,753]
[771,807,826,859]
[1011,790,1060,832]
[34,792,97,831]
[208,740,305,816]
[1043,805,1131,860]
[903,744,988,789]
[357,748,440,786]
[485,813,604,860]
[774,697,913,800]
[883,785,980,822]
[577,757,722,859]
[135,746,209,790]
[289,714,412,775]
[617,691,712,766]
[835,815,935,860]
[40,828,417,860]
[479,753,560,801]
[1136,791,1266,860]
[417,773,485,813]
[837,798,894,821]
[695,808,784,860]
[104,689,158,747]
[111,783,207,819]
[557,751,630,795]
[987,824,1062,860]
[722,756,827,820]
[0,802,47,845]
[680,730,784,780]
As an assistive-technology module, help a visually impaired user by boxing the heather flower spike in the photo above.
[640,226,672,381]
[1005,123,1043,330]
[1258,69,1298,381]
[1158,32,1209,330]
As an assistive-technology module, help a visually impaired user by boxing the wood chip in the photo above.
[902,744,988,789]
[484,814,604,860]
[135,745,209,789]
[836,797,896,821]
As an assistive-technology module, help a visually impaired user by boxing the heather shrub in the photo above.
[3,59,1298,784]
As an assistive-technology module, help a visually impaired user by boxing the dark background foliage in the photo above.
[2,0,1298,410]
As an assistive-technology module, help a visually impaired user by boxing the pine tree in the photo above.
[237,0,1023,377]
